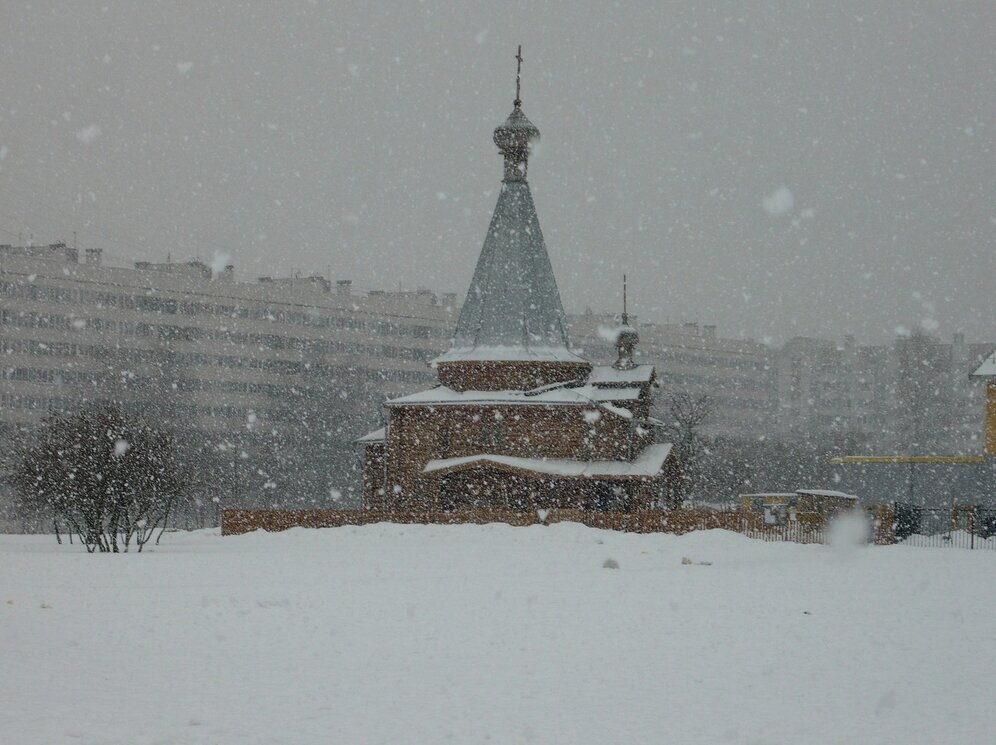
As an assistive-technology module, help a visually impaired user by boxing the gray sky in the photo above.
[1,1,992,344]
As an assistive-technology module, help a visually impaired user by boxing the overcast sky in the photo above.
[1,1,992,344]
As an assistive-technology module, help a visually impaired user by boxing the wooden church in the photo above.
[359,52,682,513]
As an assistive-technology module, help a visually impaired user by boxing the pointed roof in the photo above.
[436,180,580,363]
[435,49,581,366]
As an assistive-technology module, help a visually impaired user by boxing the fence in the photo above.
[222,504,996,549]
[221,506,832,544]
[741,520,828,545]
[890,503,996,550]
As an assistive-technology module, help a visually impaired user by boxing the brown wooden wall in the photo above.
[362,442,386,506]
[436,360,591,392]
[221,506,861,542]
[221,506,748,535]
[436,468,663,512]
[384,403,639,503]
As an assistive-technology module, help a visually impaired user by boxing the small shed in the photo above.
[740,489,858,525]
[794,489,860,515]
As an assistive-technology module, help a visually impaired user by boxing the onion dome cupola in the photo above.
[494,50,540,183]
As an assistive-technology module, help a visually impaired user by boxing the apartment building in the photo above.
[776,333,991,453]
[569,313,777,438]
[775,336,884,441]
[891,332,992,454]
[0,243,455,510]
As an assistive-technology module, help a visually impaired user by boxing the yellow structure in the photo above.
[970,352,996,456]
[829,456,984,465]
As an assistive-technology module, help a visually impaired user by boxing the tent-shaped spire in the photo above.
[436,47,581,365]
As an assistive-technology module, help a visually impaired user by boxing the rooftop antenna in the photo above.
[622,273,629,326]
[613,273,638,370]
[514,45,523,108]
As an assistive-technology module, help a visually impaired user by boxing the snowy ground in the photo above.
[2,524,993,745]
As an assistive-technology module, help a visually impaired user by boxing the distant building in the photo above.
[893,332,991,454]
[360,65,681,513]
[775,335,887,442]
[775,333,991,453]
[0,242,455,510]
[569,315,776,439]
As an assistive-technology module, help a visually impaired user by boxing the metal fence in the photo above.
[736,517,828,545]
[892,503,996,550]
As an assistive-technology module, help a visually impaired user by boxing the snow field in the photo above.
[1,524,993,744]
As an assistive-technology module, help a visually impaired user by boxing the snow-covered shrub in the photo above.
[13,406,184,552]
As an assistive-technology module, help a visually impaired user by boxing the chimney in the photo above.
[336,279,352,296]
[442,292,458,308]
[85,248,103,266]
[221,264,235,281]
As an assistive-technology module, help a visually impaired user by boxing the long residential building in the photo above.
[0,243,455,511]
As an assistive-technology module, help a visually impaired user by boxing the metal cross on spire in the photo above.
[514,45,523,107]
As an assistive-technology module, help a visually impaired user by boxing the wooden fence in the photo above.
[221,507,841,544]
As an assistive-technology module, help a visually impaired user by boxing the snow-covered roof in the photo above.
[588,364,655,385]
[795,489,858,500]
[385,384,636,417]
[356,427,386,444]
[434,344,585,364]
[442,176,576,363]
[971,351,996,377]
[423,443,674,480]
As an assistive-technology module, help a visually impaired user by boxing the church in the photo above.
[359,53,682,513]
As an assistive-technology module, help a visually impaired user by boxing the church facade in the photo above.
[359,59,682,513]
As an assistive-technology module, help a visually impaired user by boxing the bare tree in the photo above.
[13,406,185,552]
[660,392,715,496]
